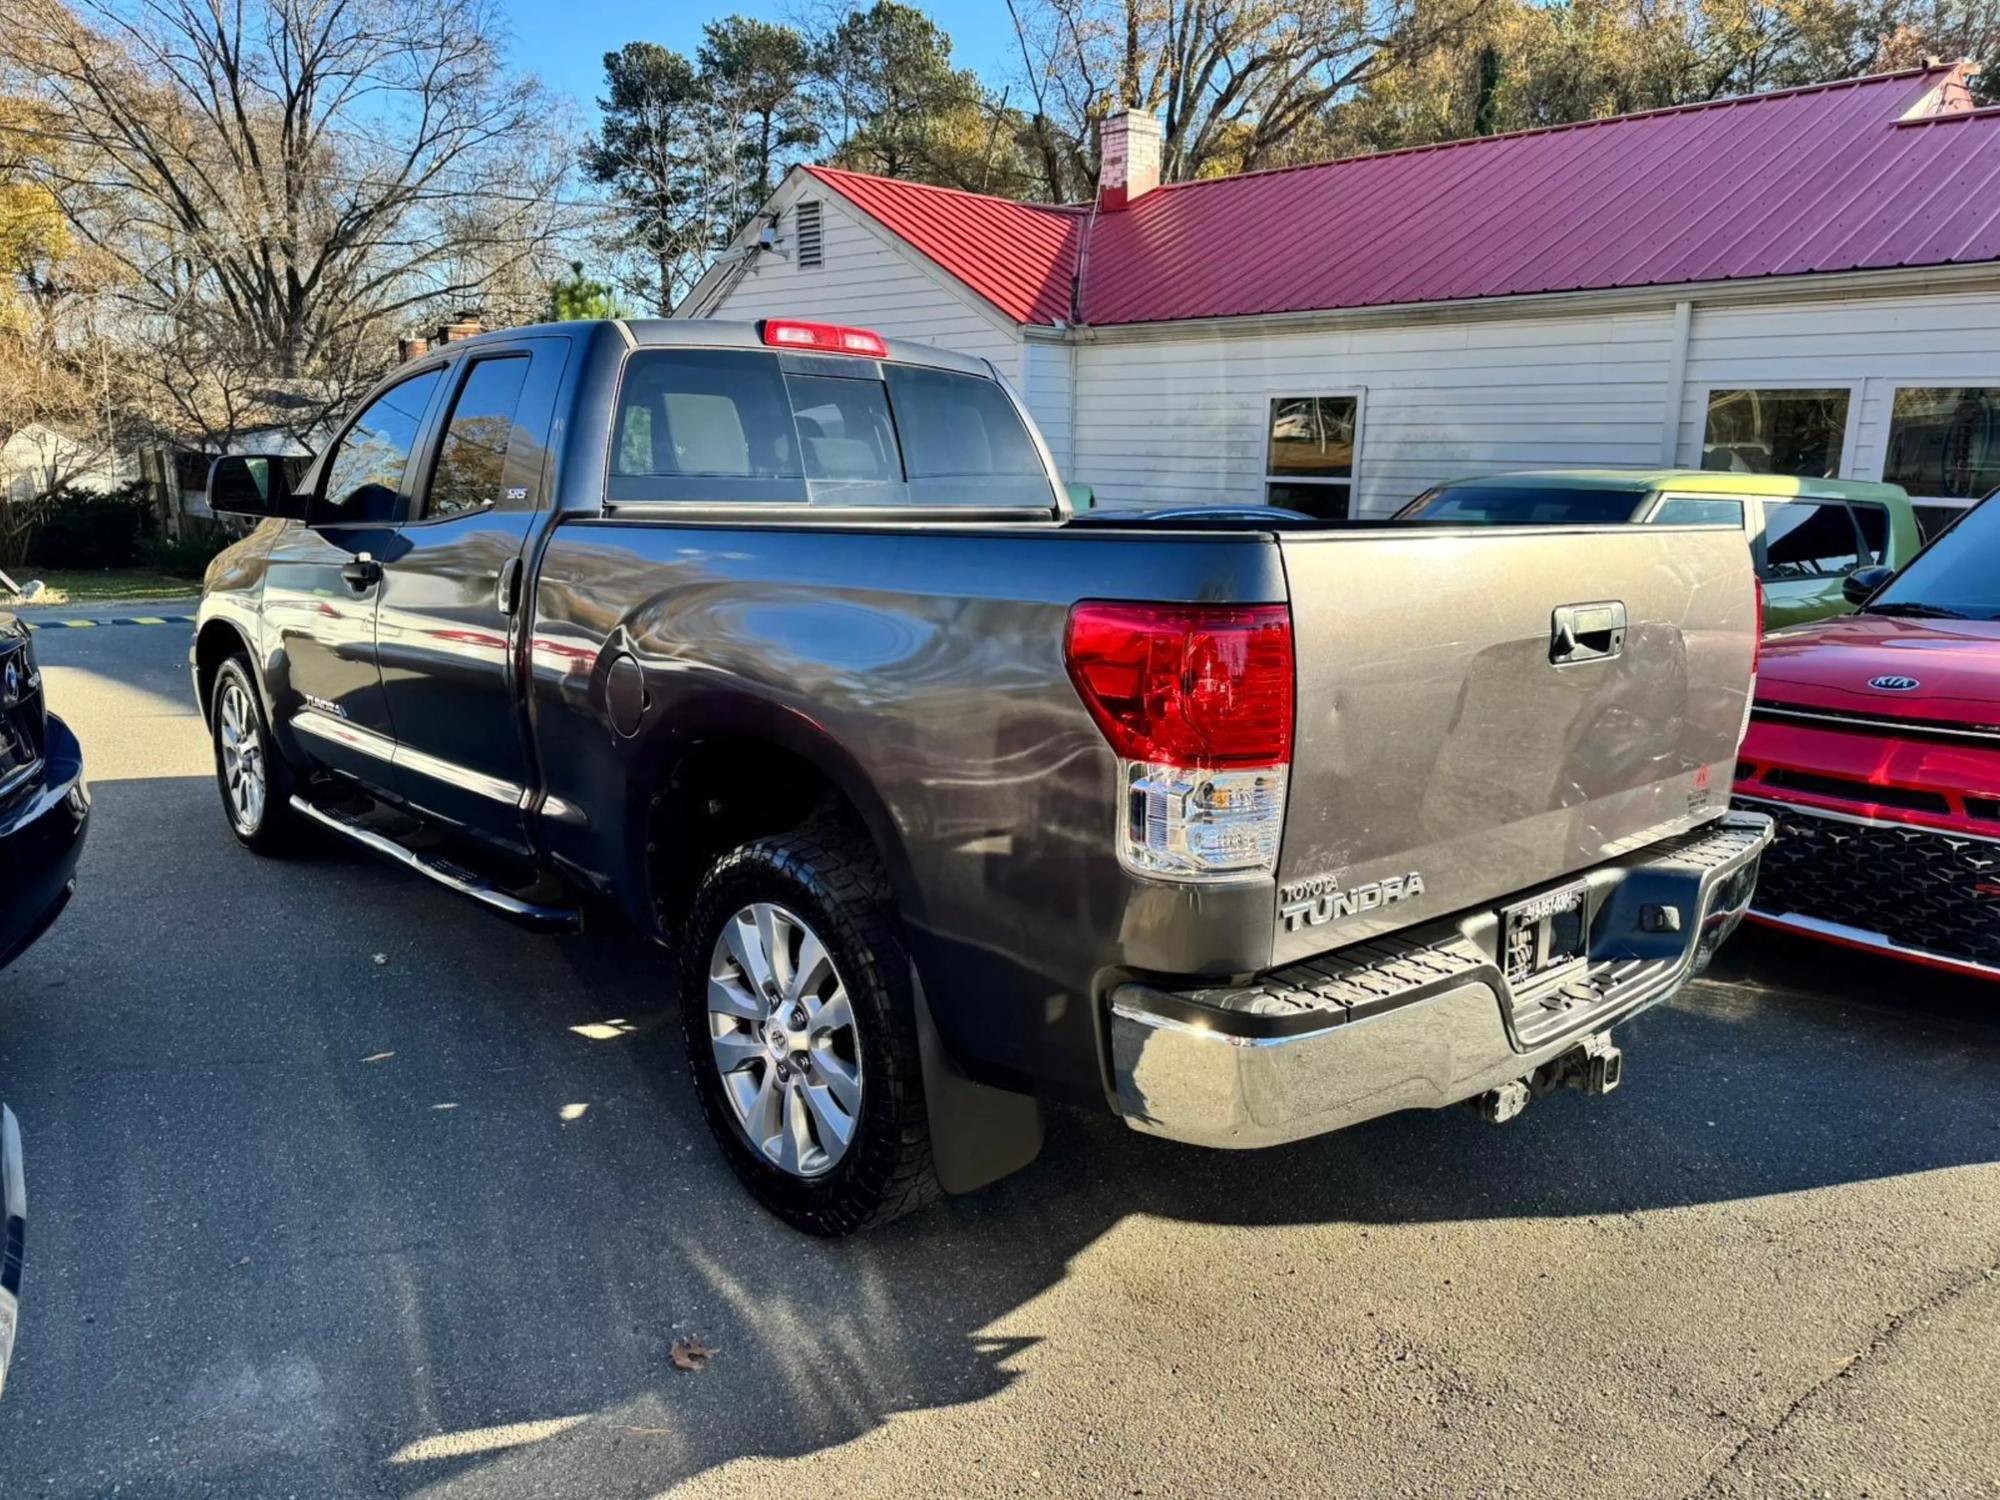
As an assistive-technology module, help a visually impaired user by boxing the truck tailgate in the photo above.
[1272,525,1754,963]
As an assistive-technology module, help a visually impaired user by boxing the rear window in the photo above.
[1394,485,1643,525]
[608,347,1051,509]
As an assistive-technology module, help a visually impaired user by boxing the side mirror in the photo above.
[207,455,303,520]
[1842,564,1895,606]
[1065,482,1096,513]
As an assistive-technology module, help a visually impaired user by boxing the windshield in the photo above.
[1866,496,2000,620]
[1394,484,1644,525]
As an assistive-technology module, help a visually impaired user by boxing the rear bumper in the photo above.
[0,713,89,971]
[1108,811,1772,1149]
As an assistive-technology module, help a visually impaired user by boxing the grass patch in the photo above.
[15,569,201,606]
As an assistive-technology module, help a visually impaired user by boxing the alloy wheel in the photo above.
[706,902,863,1178]
[216,679,266,834]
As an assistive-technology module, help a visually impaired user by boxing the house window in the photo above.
[1882,387,2000,501]
[795,201,823,268]
[1266,395,1357,518]
[1702,388,1849,478]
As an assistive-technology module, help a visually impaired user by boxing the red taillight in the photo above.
[1064,602,1294,770]
[1753,579,1765,674]
[760,319,888,358]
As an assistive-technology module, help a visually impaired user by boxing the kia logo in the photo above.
[1868,675,1921,692]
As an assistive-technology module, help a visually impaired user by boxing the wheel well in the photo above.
[193,621,250,721]
[647,738,878,936]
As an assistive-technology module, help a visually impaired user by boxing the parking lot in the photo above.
[0,610,1994,1499]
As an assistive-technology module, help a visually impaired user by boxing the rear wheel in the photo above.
[679,821,938,1235]
[210,656,300,854]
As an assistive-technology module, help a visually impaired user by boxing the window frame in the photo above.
[1263,389,1365,517]
[308,362,452,529]
[1692,380,1862,482]
[1879,383,2000,510]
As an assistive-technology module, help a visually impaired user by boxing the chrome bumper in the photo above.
[1108,812,1773,1149]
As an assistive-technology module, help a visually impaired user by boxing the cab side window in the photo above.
[425,357,531,519]
[317,370,444,525]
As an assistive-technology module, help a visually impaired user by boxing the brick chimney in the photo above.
[1099,110,1164,211]
[398,336,431,363]
[435,313,483,344]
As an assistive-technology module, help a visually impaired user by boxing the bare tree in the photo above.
[1007,0,1492,190]
[2,0,579,450]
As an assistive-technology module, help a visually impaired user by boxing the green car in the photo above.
[1394,470,1924,630]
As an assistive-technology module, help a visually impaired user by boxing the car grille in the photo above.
[0,636,43,802]
[1738,797,2000,969]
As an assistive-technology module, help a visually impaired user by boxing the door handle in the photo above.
[341,552,381,591]
[496,556,524,616]
[1550,601,1627,665]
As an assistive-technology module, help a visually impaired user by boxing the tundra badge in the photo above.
[1279,872,1426,932]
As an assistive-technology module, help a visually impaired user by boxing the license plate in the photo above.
[1503,882,1591,988]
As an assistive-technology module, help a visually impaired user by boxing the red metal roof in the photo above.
[802,166,1084,324]
[805,67,2000,329]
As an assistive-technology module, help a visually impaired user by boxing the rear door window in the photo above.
[424,356,532,519]
[1761,499,1866,579]
[1649,497,1745,527]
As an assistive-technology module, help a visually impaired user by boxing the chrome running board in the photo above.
[288,795,580,932]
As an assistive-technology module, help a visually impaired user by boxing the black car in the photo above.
[0,566,88,1394]
[0,572,88,971]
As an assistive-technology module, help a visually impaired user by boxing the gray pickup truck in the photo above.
[195,317,1771,1234]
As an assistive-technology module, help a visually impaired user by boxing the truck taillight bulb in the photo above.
[1063,602,1294,880]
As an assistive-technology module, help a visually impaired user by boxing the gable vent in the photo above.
[795,200,823,268]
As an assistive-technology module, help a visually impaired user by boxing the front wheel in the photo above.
[679,822,938,1235]
[209,656,300,855]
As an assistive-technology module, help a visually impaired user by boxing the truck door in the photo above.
[372,336,570,856]
[265,364,448,794]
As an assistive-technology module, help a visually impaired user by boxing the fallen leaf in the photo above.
[670,1337,719,1372]
[372,953,388,966]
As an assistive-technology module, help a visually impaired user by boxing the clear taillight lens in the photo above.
[1064,602,1294,880]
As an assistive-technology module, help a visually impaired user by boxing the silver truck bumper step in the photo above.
[288,796,582,932]
[1108,812,1772,1149]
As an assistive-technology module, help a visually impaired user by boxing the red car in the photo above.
[1734,495,2000,979]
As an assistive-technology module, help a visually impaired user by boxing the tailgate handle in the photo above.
[1551,601,1626,665]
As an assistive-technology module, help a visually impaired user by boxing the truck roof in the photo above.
[1454,468,1911,503]
[435,317,998,380]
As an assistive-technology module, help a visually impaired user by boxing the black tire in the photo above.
[679,819,939,1235]
[209,655,301,855]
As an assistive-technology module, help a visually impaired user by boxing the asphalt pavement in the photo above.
[0,608,1995,1499]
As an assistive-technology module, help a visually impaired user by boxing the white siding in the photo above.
[1019,340,1075,472]
[704,189,1025,385]
[1675,287,2000,505]
[1071,308,1676,515]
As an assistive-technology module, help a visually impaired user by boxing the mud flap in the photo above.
[911,968,1044,1195]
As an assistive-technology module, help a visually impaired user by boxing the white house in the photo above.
[681,63,2000,536]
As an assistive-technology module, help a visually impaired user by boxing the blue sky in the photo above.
[506,0,1020,114]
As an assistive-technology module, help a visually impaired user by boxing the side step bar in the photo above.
[288,795,581,933]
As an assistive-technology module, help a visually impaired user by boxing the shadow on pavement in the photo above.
[0,776,1993,1498]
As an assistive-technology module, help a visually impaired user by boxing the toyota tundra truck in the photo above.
[193,318,1772,1234]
